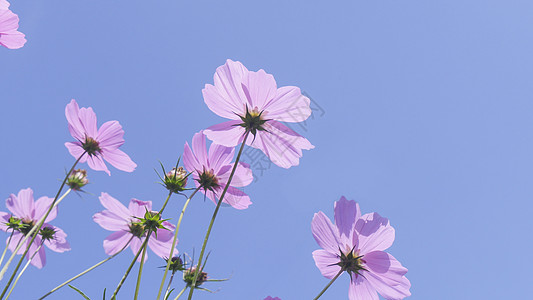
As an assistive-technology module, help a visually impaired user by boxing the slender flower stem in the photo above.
[5,240,45,300]
[186,131,250,300]
[158,191,174,216]
[38,236,134,300]
[312,269,343,300]
[173,286,187,300]
[156,187,201,300]
[110,230,152,300]
[133,241,149,300]
[163,272,176,299]
[0,151,85,299]
[0,231,15,269]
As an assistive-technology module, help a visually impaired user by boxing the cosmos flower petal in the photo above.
[148,233,177,259]
[220,186,252,209]
[356,213,395,253]
[7,232,24,254]
[349,276,379,300]
[217,162,253,187]
[27,236,46,269]
[103,230,131,256]
[204,120,245,148]
[203,59,249,119]
[334,196,360,239]
[364,251,409,285]
[0,0,10,10]
[97,120,125,150]
[208,143,234,172]
[311,212,342,254]
[87,154,110,175]
[154,221,175,242]
[364,270,411,299]
[0,9,26,49]
[128,199,152,218]
[43,225,70,253]
[6,188,34,219]
[0,212,10,231]
[93,210,130,231]
[130,238,148,263]
[64,142,88,163]
[33,196,57,223]
[191,131,209,167]
[183,141,202,174]
[101,149,137,173]
[263,86,311,122]
[98,193,130,220]
[312,249,342,279]
[65,100,85,141]
[241,69,277,109]
[78,107,98,138]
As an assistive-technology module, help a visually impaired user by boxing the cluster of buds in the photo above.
[5,216,56,241]
[66,169,89,191]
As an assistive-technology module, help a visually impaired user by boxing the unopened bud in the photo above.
[67,169,88,191]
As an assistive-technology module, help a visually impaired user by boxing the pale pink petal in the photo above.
[241,69,277,109]
[128,199,152,219]
[356,213,395,254]
[364,251,409,292]
[6,188,34,219]
[78,107,98,138]
[0,10,25,49]
[0,211,10,231]
[148,230,177,259]
[311,212,342,254]
[7,232,24,254]
[65,100,84,141]
[349,276,379,300]
[365,271,411,299]
[87,154,110,175]
[183,141,202,174]
[98,193,130,220]
[312,249,341,279]
[204,120,245,148]
[43,225,70,253]
[203,59,249,119]
[334,197,360,240]
[191,131,208,167]
[208,143,234,172]
[96,121,125,150]
[220,186,252,210]
[263,86,311,122]
[33,196,57,223]
[93,211,129,231]
[27,236,46,269]
[0,0,10,10]
[101,148,136,173]
[103,231,132,256]
[64,142,88,162]
[217,162,253,187]
[153,221,175,242]
[130,238,148,262]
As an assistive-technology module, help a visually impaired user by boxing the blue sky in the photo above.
[1,0,533,299]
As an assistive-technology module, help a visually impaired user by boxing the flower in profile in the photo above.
[183,265,208,288]
[0,0,26,49]
[183,131,253,209]
[311,196,411,299]
[203,59,314,169]
[66,169,89,191]
[0,188,70,268]
[64,99,137,175]
[92,193,177,262]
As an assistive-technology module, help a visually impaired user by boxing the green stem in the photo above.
[110,230,152,300]
[0,231,14,269]
[173,286,187,300]
[38,236,134,300]
[156,187,201,300]
[0,151,84,299]
[312,269,343,300]
[133,240,149,300]
[163,272,176,299]
[186,131,250,300]
[158,191,174,216]
[5,240,45,300]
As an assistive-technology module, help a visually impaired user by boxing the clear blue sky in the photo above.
[1,1,533,299]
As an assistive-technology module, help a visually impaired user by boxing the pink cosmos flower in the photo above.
[0,188,70,269]
[93,193,177,262]
[65,99,137,175]
[0,0,26,49]
[203,59,314,169]
[183,131,253,210]
[311,196,411,300]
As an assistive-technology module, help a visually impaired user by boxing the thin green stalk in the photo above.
[5,240,45,300]
[172,286,187,300]
[312,269,343,300]
[186,131,250,300]
[163,271,176,299]
[158,191,174,216]
[0,151,85,300]
[110,230,152,300]
[39,236,134,300]
[0,231,15,269]
[156,187,201,300]
[133,240,149,300]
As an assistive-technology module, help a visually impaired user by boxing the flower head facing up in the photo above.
[0,188,70,269]
[311,196,411,300]
[92,193,177,262]
[0,0,26,49]
[65,99,137,175]
[183,131,253,210]
[203,59,314,169]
